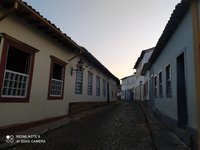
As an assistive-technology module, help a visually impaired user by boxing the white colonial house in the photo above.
[0,0,119,137]
[133,47,154,102]
[142,0,200,149]
[121,75,135,101]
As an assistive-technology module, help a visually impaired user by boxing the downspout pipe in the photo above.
[68,48,83,62]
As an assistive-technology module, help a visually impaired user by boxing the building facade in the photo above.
[133,48,154,102]
[0,0,119,134]
[121,75,135,101]
[143,0,200,149]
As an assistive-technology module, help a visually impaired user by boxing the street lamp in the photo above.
[71,59,84,76]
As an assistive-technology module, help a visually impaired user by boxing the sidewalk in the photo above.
[0,102,119,149]
[140,104,191,150]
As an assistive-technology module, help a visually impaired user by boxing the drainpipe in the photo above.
[191,0,200,149]
[68,48,83,62]
[0,1,18,22]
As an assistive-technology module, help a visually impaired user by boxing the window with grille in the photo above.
[87,72,93,95]
[102,79,106,97]
[48,56,66,100]
[0,34,38,102]
[2,70,28,97]
[50,64,63,96]
[96,76,100,96]
[159,71,163,98]
[2,47,30,97]
[166,64,172,97]
[75,69,83,94]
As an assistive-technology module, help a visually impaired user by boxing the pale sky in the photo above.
[23,0,181,79]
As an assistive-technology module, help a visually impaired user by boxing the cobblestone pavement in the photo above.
[9,102,155,150]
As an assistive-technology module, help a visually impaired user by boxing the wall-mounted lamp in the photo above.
[71,59,84,76]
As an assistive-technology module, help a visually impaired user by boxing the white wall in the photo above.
[121,75,135,100]
[0,13,118,127]
[144,71,150,101]
[134,50,153,101]
[150,7,197,129]
[121,75,135,90]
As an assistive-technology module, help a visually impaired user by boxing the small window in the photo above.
[87,72,93,95]
[166,64,172,97]
[96,76,100,96]
[154,75,157,98]
[48,56,66,100]
[0,34,38,102]
[75,68,83,94]
[159,71,163,98]
[102,79,106,97]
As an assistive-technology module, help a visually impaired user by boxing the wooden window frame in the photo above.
[87,72,93,96]
[166,64,172,98]
[0,34,38,103]
[47,56,67,100]
[75,68,83,94]
[159,71,163,98]
[102,79,106,97]
[96,76,100,96]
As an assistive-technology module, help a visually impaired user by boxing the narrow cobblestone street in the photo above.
[9,102,155,150]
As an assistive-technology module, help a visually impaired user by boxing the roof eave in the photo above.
[0,0,120,85]
[147,0,190,70]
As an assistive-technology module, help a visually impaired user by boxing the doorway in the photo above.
[176,53,188,129]
[107,82,110,102]
[149,77,154,109]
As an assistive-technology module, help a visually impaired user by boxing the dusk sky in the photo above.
[23,0,181,79]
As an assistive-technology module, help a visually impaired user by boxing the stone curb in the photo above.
[0,102,119,149]
[140,103,191,150]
